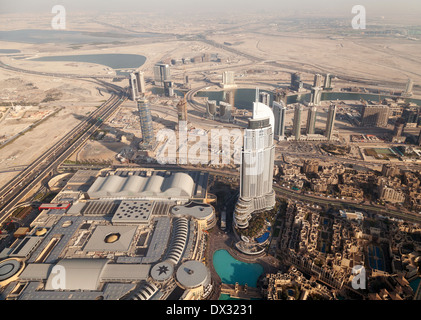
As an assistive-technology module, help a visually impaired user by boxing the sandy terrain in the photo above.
[0,58,110,189]
[207,32,421,86]
[0,102,98,187]
[0,11,420,190]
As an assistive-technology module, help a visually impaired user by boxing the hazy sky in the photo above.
[1,0,421,18]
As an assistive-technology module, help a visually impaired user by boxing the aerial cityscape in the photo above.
[1,0,421,306]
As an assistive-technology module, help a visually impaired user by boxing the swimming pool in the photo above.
[367,244,385,271]
[410,278,420,293]
[219,293,241,300]
[218,293,261,300]
[212,249,264,288]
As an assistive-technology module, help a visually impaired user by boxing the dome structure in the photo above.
[151,260,174,282]
[35,228,47,236]
[45,258,109,291]
[176,260,210,289]
[104,233,120,243]
[0,258,25,287]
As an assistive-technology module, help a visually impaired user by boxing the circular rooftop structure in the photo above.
[35,227,48,236]
[176,260,210,289]
[0,258,23,282]
[104,233,120,243]
[151,260,174,282]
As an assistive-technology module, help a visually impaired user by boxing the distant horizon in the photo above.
[1,0,421,19]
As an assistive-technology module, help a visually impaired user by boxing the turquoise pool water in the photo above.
[219,293,261,300]
[219,294,241,300]
[410,278,420,293]
[212,249,264,288]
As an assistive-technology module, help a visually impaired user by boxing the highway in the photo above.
[1,39,418,227]
[192,34,414,92]
[57,159,421,225]
[185,84,210,112]
[278,150,421,172]
[273,185,421,224]
[0,90,128,226]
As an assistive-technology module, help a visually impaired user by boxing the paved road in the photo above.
[0,92,127,226]
[58,158,421,225]
[279,150,421,171]
[273,185,421,224]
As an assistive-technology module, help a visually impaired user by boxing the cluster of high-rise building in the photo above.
[129,69,146,101]
[290,72,332,95]
[204,89,235,123]
[128,64,177,150]
[205,100,233,123]
[289,103,336,141]
[127,69,156,151]
[363,98,420,142]
[170,53,215,66]
[359,97,421,146]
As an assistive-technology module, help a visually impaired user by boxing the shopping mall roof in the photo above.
[176,260,210,289]
[87,172,195,199]
[171,202,214,220]
[45,258,109,291]
[83,225,137,252]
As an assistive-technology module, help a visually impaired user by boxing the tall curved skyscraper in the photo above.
[234,102,275,229]
[137,98,154,149]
